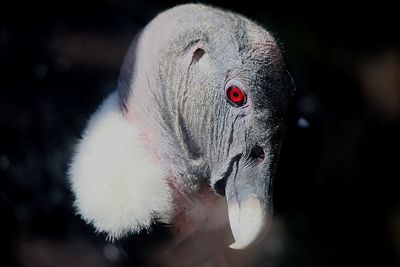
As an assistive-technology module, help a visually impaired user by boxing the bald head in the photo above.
[120,4,291,184]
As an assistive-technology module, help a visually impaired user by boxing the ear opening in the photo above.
[183,40,207,68]
[192,47,205,63]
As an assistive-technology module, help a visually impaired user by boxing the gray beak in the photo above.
[215,144,278,250]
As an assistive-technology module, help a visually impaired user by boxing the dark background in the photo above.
[1,1,399,266]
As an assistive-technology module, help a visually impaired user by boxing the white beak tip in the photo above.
[229,242,246,250]
[227,197,268,250]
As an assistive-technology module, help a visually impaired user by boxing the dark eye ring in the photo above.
[226,84,247,107]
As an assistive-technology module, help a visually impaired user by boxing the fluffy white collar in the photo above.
[69,92,172,239]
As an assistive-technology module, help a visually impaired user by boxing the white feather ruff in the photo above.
[68,92,172,239]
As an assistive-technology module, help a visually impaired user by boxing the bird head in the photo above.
[69,4,294,250]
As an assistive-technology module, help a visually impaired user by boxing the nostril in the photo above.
[213,178,226,196]
[249,145,265,161]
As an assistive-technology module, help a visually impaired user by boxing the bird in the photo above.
[68,3,294,266]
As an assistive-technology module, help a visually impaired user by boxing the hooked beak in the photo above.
[214,145,277,250]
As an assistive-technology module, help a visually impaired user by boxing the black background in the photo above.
[1,1,399,266]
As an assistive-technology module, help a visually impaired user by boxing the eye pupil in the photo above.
[226,85,246,107]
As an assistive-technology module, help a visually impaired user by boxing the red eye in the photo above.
[226,85,246,107]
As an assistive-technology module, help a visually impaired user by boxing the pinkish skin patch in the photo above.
[267,45,286,73]
[167,178,227,244]
[123,110,163,164]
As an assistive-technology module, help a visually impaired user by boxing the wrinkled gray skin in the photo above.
[119,4,293,248]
